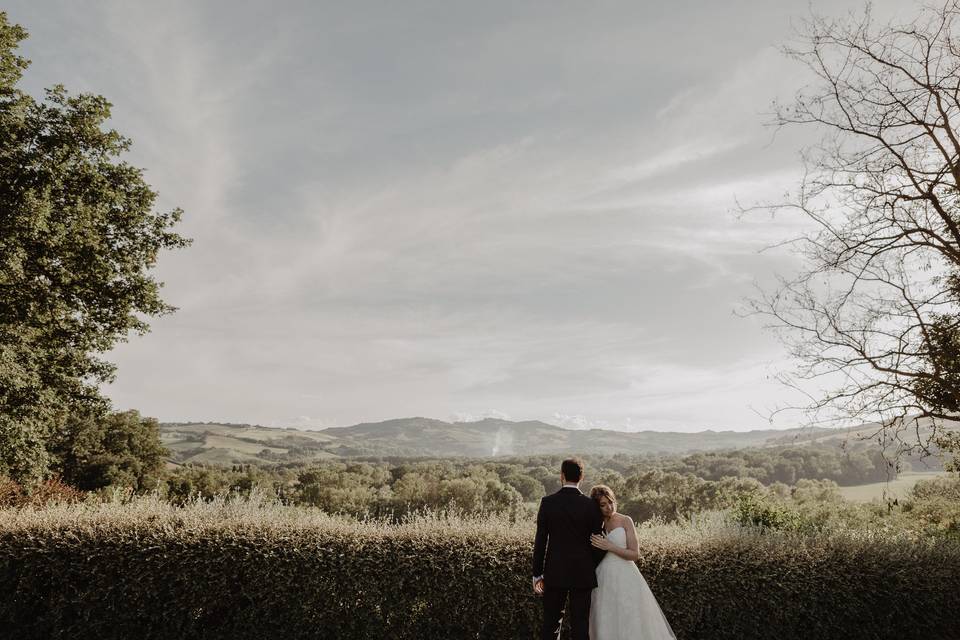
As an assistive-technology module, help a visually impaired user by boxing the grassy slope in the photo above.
[837,470,950,502]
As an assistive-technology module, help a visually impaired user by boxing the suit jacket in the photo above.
[532,486,606,590]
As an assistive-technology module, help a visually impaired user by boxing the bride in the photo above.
[588,485,677,640]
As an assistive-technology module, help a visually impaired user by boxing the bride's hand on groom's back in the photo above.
[590,533,611,550]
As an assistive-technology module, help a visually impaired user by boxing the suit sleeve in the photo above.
[590,500,607,567]
[532,498,548,577]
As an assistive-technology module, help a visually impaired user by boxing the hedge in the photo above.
[0,499,958,639]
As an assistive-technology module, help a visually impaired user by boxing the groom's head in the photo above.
[560,458,584,486]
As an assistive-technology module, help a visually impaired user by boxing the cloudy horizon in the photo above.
[6,0,912,433]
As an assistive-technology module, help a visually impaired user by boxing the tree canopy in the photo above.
[50,410,168,492]
[0,13,188,482]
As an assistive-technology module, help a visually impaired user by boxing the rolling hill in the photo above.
[159,417,847,466]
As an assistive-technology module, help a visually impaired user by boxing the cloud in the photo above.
[3,0,914,432]
[450,409,513,423]
[552,414,614,431]
[276,416,335,431]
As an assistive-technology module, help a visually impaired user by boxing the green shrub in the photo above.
[733,493,803,531]
[0,497,958,639]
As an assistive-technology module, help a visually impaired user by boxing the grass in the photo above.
[837,470,950,502]
[0,491,934,549]
[0,492,539,545]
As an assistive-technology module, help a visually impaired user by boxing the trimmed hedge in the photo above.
[1,502,959,639]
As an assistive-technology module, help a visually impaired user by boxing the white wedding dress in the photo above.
[590,527,677,640]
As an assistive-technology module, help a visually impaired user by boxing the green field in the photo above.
[837,471,950,502]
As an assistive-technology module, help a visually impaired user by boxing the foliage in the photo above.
[49,410,168,492]
[154,441,928,523]
[0,12,189,483]
[291,461,525,519]
[655,445,903,485]
[162,464,296,505]
[897,475,960,539]
[727,473,960,543]
[733,494,803,532]
[1,495,959,639]
[0,475,84,508]
[935,430,960,472]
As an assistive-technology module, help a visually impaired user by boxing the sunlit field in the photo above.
[838,471,951,503]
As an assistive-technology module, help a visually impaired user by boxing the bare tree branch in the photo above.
[750,2,960,465]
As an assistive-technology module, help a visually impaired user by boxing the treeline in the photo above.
[163,461,528,518]
[155,441,932,523]
[653,445,915,485]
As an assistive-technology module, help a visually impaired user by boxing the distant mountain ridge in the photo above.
[159,416,844,466]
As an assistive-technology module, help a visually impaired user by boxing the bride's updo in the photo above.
[590,484,616,507]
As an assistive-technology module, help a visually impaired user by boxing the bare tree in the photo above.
[752,1,960,468]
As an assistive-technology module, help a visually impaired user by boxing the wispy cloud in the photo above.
[4,0,910,432]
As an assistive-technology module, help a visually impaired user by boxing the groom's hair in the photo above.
[561,458,584,482]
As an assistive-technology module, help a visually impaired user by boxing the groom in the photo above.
[532,458,606,640]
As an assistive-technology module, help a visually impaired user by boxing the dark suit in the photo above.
[532,486,606,640]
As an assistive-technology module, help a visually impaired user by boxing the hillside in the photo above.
[160,417,843,466]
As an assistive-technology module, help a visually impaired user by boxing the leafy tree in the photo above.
[503,473,545,501]
[0,13,189,481]
[164,465,234,505]
[789,478,843,505]
[390,471,433,507]
[294,464,383,514]
[49,410,168,492]
[733,493,803,532]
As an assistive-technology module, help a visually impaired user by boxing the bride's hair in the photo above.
[590,484,616,506]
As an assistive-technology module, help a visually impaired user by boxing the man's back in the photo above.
[532,487,604,589]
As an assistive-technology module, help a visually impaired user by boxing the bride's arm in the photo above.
[621,518,640,562]
[589,517,640,561]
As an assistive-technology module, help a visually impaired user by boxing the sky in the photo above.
[6,0,912,432]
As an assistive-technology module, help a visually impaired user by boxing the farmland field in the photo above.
[837,471,950,502]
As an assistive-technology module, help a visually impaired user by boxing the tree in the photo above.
[164,465,234,505]
[49,410,168,492]
[752,1,960,460]
[502,472,544,501]
[0,13,189,482]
